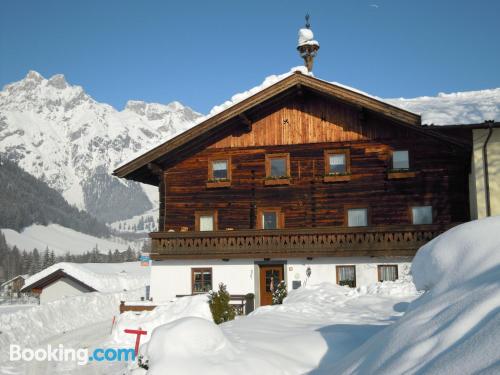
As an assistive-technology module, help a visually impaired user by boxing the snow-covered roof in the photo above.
[22,262,150,293]
[1,274,29,287]
[114,67,424,181]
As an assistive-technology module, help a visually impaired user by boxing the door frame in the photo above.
[255,260,287,307]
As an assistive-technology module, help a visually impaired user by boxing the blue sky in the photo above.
[1,0,499,114]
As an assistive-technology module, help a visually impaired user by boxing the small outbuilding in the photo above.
[0,274,29,298]
[21,262,150,304]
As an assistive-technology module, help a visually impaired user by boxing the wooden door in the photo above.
[259,265,284,306]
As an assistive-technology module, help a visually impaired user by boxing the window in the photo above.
[212,160,228,180]
[329,154,346,174]
[265,154,290,178]
[257,208,283,229]
[195,211,218,231]
[192,268,212,293]
[207,157,231,187]
[392,150,409,170]
[347,208,368,227]
[336,265,356,288]
[324,149,350,175]
[378,265,398,282]
[412,206,433,224]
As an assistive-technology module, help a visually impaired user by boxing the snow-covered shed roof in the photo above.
[21,262,150,293]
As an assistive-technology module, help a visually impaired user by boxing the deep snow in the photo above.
[124,218,500,374]
[331,216,500,375]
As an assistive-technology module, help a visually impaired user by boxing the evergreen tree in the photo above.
[42,247,50,269]
[31,248,41,274]
[208,283,236,324]
[49,250,56,266]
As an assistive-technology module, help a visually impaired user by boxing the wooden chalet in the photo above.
[114,24,472,306]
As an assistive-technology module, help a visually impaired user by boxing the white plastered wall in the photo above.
[150,257,412,304]
[40,277,91,304]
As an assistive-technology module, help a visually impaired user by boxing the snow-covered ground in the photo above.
[130,218,500,374]
[1,224,140,255]
[0,304,37,315]
[1,218,499,374]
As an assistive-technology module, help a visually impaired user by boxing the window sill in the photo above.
[264,178,290,186]
[206,180,231,188]
[324,175,351,183]
[388,171,417,179]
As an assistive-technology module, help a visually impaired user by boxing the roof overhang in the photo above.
[20,269,97,293]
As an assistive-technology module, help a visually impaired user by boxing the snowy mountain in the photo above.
[0,71,201,223]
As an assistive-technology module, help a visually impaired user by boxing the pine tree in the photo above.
[31,248,41,274]
[49,250,56,266]
[208,283,236,324]
[42,247,50,269]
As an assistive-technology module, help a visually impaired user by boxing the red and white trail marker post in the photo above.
[124,328,148,355]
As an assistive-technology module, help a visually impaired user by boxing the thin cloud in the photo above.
[370,4,380,8]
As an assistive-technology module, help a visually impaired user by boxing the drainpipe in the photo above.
[482,121,494,217]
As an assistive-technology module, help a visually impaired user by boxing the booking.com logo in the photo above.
[9,328,147,366]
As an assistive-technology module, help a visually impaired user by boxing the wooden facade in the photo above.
[114,73,471,260]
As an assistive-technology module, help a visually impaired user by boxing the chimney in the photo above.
[297,14,320,72]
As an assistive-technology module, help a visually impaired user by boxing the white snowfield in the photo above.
[332,216,500,375]
[23,261,150,293]
[1,224,138,255]
[1,216,498,375]
[0,288,144,360]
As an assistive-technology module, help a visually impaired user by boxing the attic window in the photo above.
[207,157,231,188]
[324,149,351,182]
[392,150,409,170]
[265,154,290,185]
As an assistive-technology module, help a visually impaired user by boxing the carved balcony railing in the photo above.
[149,224,455,260]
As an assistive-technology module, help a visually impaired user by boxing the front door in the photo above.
[259,264,284,306]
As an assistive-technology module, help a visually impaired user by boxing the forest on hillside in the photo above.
[0,157,110,237]
[0,232,143,283]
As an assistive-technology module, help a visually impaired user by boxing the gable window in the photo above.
[378,265,398,282]
[192,268,212,293]
[347,208,368,227]
[257,208,283,229]
[212,160,228,179]
[265,154,290,185]
[336,265,356,288]
[195,211,218,231]
[207,157,231,188]
[392,150,409,170]
[412,206,433,225]
[324,149,351,182]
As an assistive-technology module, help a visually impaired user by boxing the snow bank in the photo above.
[137,317,236,375]
[23,261,150,293]
[112,294,211,345]
[333,217,500,374]
[0,288,142,359]
[2,224,136,255]
[138,281,418,374]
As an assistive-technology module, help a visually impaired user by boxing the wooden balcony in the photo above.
[149,224,454,260]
